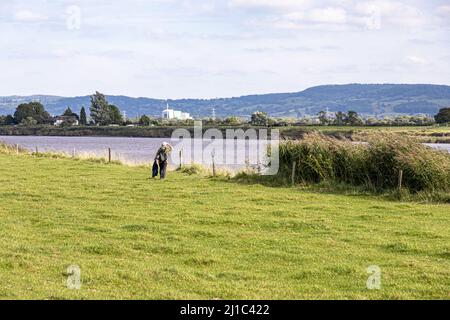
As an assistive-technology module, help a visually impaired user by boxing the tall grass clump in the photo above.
[0,142,27,155]
[371,134,450,192]
[177,164,206,175]
[279,133,450,193]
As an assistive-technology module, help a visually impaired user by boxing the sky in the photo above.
[0,0,450,99]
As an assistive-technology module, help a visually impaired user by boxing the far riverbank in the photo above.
[0,125,449,143]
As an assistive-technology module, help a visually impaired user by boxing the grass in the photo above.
[281,125,450,143]
[0,152,449,300]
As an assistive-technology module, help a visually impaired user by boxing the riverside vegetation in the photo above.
[273,133,450,202]
[0,125,449,144]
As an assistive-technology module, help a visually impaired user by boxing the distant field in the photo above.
[303,125,449,133]
[0,153,449,299]
[282,125,450,143]
[0,125,449,142]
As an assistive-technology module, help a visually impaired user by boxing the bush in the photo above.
[278,133,450,193]
[178,164,205,175]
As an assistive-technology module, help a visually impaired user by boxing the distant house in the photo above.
[162,103,192,120]
[54,116,79,126]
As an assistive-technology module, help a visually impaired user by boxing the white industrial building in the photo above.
[162,103,192,120]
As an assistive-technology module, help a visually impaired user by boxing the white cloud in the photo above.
[406,55,429,66]
[437,5,450,16]
[234,0,426,31]
[354,1,425,28]
[0,0,448,97]
[13,10,48,22]
[182,0,218,14]
[286,7,348,25]
[228,0,310,10]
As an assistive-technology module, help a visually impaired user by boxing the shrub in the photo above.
[278,133,450,193]
[178,164,205,175]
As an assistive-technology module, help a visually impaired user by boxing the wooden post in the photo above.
[16,144,19,155]
[35,146,38,154]
[212,154,216,177]
[398,169,403,192]
[377,172,382,190]
[291,161,297,186]
[108,148,112,163]
[179,149,183,170]
[257,157,261,174]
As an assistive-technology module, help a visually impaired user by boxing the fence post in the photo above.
[108,148,112,163]
[72,148,76,158]
[257,157,261,174]
[291,161,297,186]
[398,169,403,192]
[35,146,38,155]
[179,149,183,170]
[16,144,19,155]
[212,154,216,177]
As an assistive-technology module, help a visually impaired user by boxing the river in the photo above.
[0,136,266,169]
[1,136,449,168]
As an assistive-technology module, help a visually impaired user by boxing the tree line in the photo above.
[1,92,449,127]
[246,110,449,127]
[0,92,123,127]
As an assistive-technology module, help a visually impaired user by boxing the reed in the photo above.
[278,133,450,193]
[0,142,27,155]
[0,142,137,167]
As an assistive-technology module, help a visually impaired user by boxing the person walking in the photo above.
[154,142,173,180]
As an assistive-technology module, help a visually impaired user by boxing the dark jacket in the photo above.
[155,147,168,162]
[152,161,159,178]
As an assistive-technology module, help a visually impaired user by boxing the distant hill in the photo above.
[1,84,449,118]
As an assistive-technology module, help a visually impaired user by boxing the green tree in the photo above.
[109,105,123,125]
[251,111,269,126]
[346,111,363,126]
[63,107,80,120]
[20,117,38,126]
[90,92,111,125]
[14,102,51,124]
[79,107,87,125]
[63,107,74,116]
[4,115,15,125]
[335,111,346,126]
[139,115,151,126]
[317,111,329,126]
[435,108,450,124]
[224,116,243,126]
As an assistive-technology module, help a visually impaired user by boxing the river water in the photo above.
[1,136,449,167]
[0,136,267,169]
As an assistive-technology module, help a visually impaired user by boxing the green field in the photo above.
[281,125,450,143]
[0,153,449,299]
